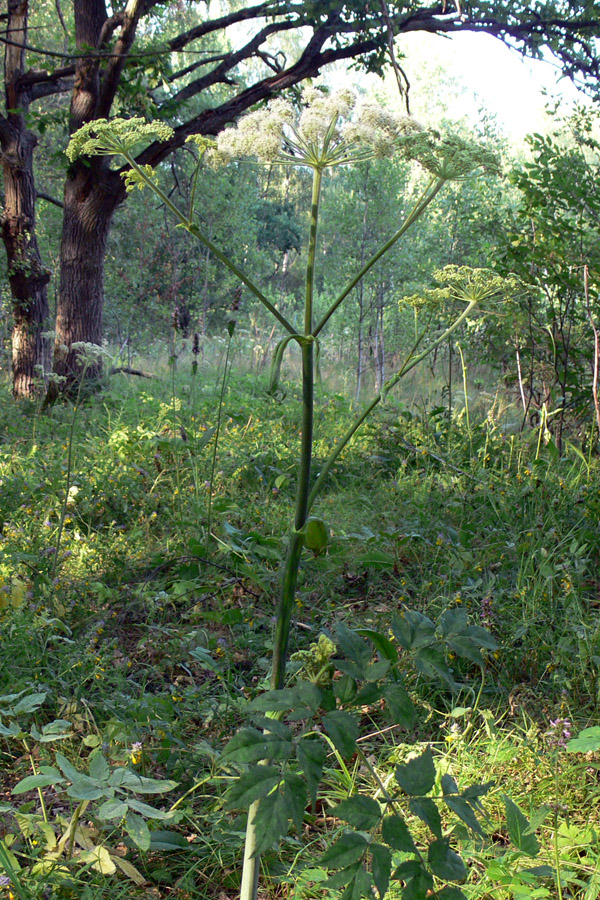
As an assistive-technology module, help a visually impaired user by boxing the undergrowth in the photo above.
[0,358,599,899]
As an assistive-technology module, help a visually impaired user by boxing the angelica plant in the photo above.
[66,90,504,900]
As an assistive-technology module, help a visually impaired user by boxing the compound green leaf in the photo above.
[125,811,151,851]
[226,766,281,810]
[320,831,369,868]
[331,795,381,831]
[395,748,436,796]
[221,727,293,764]
[384,683,415,728]
[371,843,392,898]
[409,797,442,838]
[297,737,326,809]
[428,838,467,882]
[323,710,358,758]
[502,795,539,858]
[250,788,290,856]
[381,814,417,852]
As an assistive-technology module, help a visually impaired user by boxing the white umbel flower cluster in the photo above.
[215,88,423,170]
[214,87,499,180]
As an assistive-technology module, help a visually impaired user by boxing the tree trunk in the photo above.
[0,0,51,398]
[52,0,141,387]
[53,170,120,381]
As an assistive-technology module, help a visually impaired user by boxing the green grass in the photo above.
[0,355,599,899]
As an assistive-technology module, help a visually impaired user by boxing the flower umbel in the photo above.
[65,117,174,162]
[214,88,421,170]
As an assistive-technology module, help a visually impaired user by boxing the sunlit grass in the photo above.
[0,356,599,898]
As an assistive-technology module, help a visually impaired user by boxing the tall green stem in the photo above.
[240,169,322,900]
[272,168,321,690]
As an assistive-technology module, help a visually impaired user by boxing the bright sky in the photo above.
[386,31,589,143]
[412,31,585,137]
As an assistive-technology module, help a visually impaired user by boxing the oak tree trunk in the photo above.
[53,168,120,381]
[0,0,51,398]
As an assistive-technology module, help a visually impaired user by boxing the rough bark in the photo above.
[53,0,141,385]
[53,169,120,380]
[0,0,51,398]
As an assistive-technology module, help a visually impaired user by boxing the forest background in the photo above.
[1,3,600,900]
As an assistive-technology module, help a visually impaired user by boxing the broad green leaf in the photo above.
[382,814,417,852]
[97,799,128,820]
[462,781,494,804]
[125,811,151,851]
[502,795,539,858]
[297,737,326,809]
[402,866,434,900]
[428,838,467,881]
[357,629,398,663]
[88,752,110,784]
[149,830,190,851]
[9,693,48,715]
[250,789,290,856]
[331,795,381,831]
[414,648,458,690]
[463,625,498,650]
[441,774,459,795]
[79,845,116,875]
[0,721,22,738]
[381,815,417,853]
[444,795,484,836]
[109,768,178,793]
[295,680,323,712]
[336,623,371,675]
[435,888,467,900]
[395,748,436,796]
[392,860,422,881]
[392,611,435,650]
[221,727,292,764]
[30,720,73,742]
[365,659,390,681]
[67,777,106,801]
[249,689,299,713]
[371,843,391,898]
[283,773,307,835]
[323,710,358,758]
[334,674,358,703]
[113,855,147,885]
[409,797,442,838]
[353,683,383,705]
[439,608,468,635]
[226,766,281,810]
[250,716,293,740]
[323,862,362,890]
[446,636,485,667]
[384,683,415,728]
[567,727,600,753]
[320,831,369,868]
[356,549,395,570]
[12,772,63,794]
[127,798,170,820]
[55,752,83,783]
[340,867,373,900]
[336,659,366,681]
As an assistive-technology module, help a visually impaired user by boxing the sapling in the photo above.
[66,91,507,898]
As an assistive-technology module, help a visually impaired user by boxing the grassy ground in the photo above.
[0,350,599,900]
